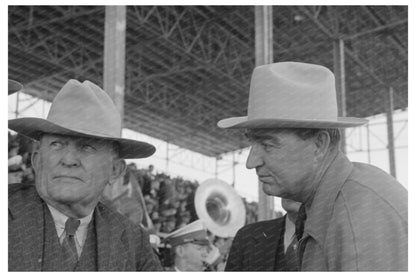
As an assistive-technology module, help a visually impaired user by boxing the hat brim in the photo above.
[218,116,368,129]
[8,80,23,95]
[8,118,155,159]
[189,239,210,246]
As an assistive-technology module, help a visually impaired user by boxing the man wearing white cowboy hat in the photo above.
[218,62,407,271]
[163,220,211,271]
[8,79,162,271]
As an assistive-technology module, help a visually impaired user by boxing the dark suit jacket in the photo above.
[8,183,162,271]
[225,216,294,271]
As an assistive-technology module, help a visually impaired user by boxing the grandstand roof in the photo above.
[8,6,408,157]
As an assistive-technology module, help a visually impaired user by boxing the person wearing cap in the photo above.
[164,220,210,271]
[226,198,301,271]
[8,79,162,271]
[218,62,407,271]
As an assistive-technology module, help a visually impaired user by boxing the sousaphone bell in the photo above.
[195,179,246,238]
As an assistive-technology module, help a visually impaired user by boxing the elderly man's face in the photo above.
[246,129,319,202]
[32,134,123,217]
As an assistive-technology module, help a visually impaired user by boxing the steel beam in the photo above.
[333,39,347,153]
[340,19,407,41]
[362,7,407,58]
[386,87,396,177]
[255,6,274,221]
[104,6,126,127]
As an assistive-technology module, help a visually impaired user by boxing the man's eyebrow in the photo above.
[244,132,280,143]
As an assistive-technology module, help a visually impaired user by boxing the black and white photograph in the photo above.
[7,5,409,272]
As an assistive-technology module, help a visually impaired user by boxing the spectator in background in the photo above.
[164,220,210,271]
[161,215,177,233]
[8,139,24,184]
[184,182,198,222]
[142,164,155,196]
[158,177,176,206]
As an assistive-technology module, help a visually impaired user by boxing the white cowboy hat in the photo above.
[8,79,155,159]
[8,79,23,95]
[217,62,368,129]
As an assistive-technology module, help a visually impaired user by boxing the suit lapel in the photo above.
[252,217,285,271]
[95,204,127,271]
[9,186,45,271]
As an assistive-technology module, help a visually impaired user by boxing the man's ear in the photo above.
[176,245,184,258]
[31,150,40,174]
[30,140,42,174]
[314,130,331,160]
[109,158,126,185]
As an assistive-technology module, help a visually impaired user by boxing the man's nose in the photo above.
[246,144,263,169]
[59,146,81,167]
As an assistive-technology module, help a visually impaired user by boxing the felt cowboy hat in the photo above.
[8,79,155,159]
[217,62,368,129]
[8,79,23,95]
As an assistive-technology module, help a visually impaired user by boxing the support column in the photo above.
[232,151,236,188]
[215,157,218,179]
[386,87,396,177]
[14,91,20,118]
[255,6,274,221]
[366,124,371,163]
[166,142,170,172]
[104,6,126,131]
[333,39,347,153]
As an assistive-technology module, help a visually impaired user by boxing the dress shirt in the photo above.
[283,214,296,253]
[47,204,93,257]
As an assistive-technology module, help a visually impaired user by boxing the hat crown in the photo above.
[165,220,209,247]
[47,80,121,138]
[248,62,338,121]
[8,79,157,159]
[217,61,368,129]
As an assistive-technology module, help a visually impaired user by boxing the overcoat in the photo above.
[225,215,295,271]
[299,152,408,271]
[8,183,163,271]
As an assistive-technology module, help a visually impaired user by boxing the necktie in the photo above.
[284,235,299,271]
[62,218,80,269]
[295,204,307,241]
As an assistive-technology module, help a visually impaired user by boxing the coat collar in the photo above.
[252,216,285,271]
[303,151,353,245]
[9,185,45,271]
[94,203,128,271]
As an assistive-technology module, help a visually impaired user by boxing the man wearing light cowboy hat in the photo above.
[218,62,407,271]
[8,79,162,271]
[164,220,219,271]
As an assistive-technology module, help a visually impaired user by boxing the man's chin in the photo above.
[261,182,281,197]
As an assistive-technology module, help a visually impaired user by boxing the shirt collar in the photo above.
[47,204,93,244]
[284,214,296,252]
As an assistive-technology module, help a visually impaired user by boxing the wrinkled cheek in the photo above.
[35,172,50,197]
[89,170,112,192]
